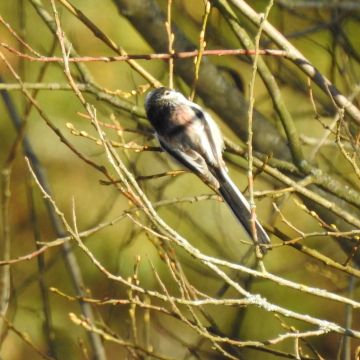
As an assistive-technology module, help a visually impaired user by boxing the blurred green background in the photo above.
[1,0,360,359]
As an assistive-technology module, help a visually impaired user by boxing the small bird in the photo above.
[145,87,270,253]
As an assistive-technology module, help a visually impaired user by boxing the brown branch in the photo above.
[0,41,289,62]
[225,0,360,124]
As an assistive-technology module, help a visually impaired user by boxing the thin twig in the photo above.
[0,42,289,62]
[190,1,211,100]
[246,0,274,259]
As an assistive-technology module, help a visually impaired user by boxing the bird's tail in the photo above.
[216,170,270,254]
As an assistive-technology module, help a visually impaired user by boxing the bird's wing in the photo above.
[189,105,225,169]
[158,136,219,189]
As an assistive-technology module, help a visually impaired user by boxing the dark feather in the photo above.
[215,169,270,254]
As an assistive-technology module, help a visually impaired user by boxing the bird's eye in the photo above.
[164,90,170,96]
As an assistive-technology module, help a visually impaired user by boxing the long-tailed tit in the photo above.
[145,87,270,253]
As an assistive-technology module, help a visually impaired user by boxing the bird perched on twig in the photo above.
[145,87,270,253]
